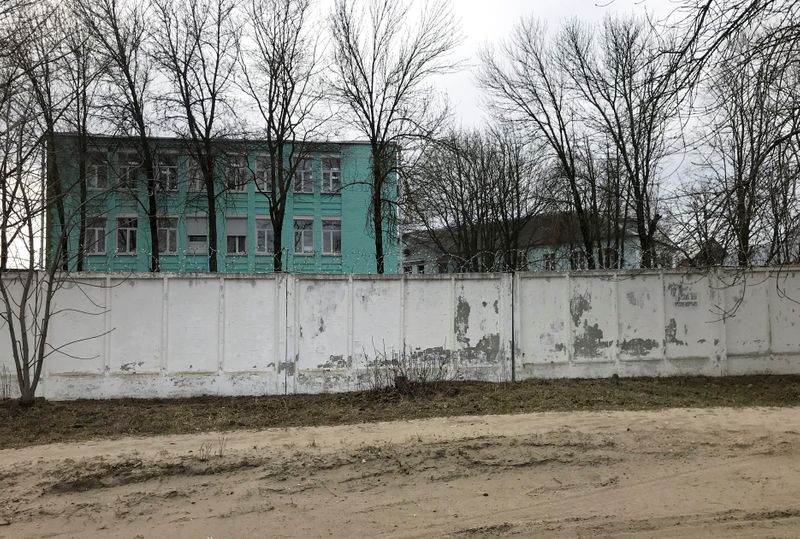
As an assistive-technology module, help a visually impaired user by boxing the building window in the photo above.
[256,218,274,255]
[156,154,178,191]
[226,217,247,255]
[116,217,137,255]
[87,152,108,190]
[543,252,557,271]
[187,160,204,192]
[118,152,140,189]
[293,158,313,193]
[403,265,413,274]
[417,264,425,274]
[294,218,314,254]
[255,155,272,193]
[186,216,208,255]
[157,217,178,254]
[321,155,341,193]
[570,249,586,270]
[227,155,248,192]
[84,217,106,255]
[322,218,341,255]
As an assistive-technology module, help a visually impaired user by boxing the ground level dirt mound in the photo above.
[1,407,800,537]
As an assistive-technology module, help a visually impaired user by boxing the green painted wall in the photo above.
[49,134,398,274]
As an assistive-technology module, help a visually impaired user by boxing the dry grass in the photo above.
[1,375,800,449]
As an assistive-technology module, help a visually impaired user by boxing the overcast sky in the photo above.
[436,0,678,127]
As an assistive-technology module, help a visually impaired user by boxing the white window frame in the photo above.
[294,217,314,255]
[227,155,248,192]
[118,152,140,190]
[255,218,274,255]
[321,154,341,194]
[116,216,137,255]
[187,160,204,192]
[87,151,108,190]
[186,215,208,255]
[156,154,179,192]
[226,216,248,255]
[255,155,272,193]
[321,217,341,255]
[293,158,313,194]
[84,217,106,255]
[157,217,179,254]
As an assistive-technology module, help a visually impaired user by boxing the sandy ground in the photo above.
[2,407,800,538]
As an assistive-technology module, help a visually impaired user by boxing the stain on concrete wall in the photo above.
[13,269,800,400]
[455,296,471,346]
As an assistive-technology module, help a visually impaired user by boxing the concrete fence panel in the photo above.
[1,268,800,400]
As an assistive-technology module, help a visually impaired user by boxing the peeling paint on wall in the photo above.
[665,318,686,346]
[619,338,659,357]
[455,296,471,346]
[574,321,612,358]
[15,270,800,401]
[570,293,592,326]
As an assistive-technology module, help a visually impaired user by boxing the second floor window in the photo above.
[255,155,272,193]
[186,216,208,254]
[294,218,313,254]
[256,218,274,255]
[158,217,178,254]
[226,217,247,255]
[118,152,140,190]
[116,217,137,255]
[187,160,204,192]
[227,155,248,192]
[321,155,341,193]
[156,155,179,191]
[84,217,106,255]
[87,152,108,190]
[322,218,341,255]
[293,158,313,193]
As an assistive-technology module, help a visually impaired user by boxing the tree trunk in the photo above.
[372,158,385,274]
[46,134,68,270]
[205,167,218,272]
[138,133,160,272]
[77,143,87,272]
[273,220,283,272]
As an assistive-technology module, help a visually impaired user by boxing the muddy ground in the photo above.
[3,375,800,448]
[2,406,800,538]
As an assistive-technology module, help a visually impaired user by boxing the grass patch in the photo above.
[1,375,800,449]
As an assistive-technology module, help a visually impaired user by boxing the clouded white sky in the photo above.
[438,0,677,126]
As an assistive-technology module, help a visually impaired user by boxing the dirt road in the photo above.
[2,407,800,538]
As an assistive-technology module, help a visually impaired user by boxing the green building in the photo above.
[48,133,397,273]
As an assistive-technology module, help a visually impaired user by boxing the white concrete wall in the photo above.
[1,269,799,400]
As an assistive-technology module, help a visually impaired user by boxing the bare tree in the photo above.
[479,19,607,269]
[329,0,460,274]
[700,31,800,266]
[75,0,163,271]
[239,0,323,271]
[0,4,104,405]
[13,4,73,271]
[559,17,685,268]
[150,0,240,272]
[405,127,549,272]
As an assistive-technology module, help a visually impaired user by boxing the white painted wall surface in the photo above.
[0,269,799,400]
